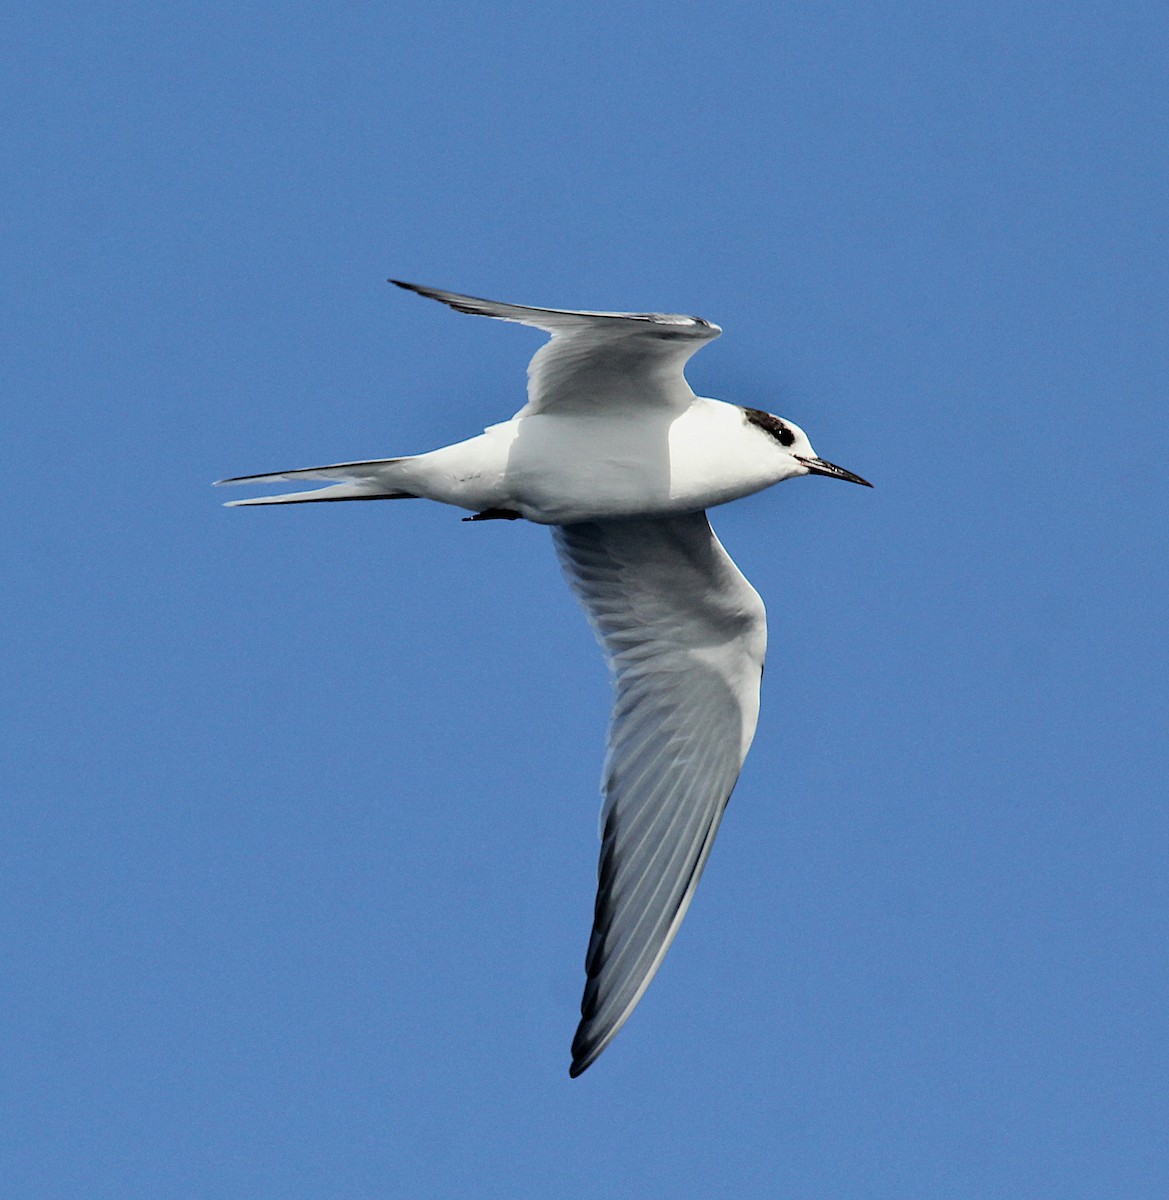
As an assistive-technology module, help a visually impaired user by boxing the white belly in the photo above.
[403,398,791,525]
[506,399,788,524]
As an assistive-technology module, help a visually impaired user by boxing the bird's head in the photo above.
[743,408,872,487]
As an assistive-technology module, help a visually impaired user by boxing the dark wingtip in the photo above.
[389,279,452,306]
[569,1021,602,1078]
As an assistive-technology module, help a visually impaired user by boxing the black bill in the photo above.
[795,456,873,487]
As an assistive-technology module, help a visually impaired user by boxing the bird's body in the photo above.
[235,399,806,523]
[219,281,870,1076]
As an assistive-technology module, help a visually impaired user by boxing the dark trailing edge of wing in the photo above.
[568,786,732,1078]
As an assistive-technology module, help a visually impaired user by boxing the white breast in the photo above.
[492,399,783,523]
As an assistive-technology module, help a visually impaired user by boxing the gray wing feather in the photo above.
[553,513,767,1076]
[391,280,720,416]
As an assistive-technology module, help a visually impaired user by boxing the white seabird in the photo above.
[219,281,872,1077]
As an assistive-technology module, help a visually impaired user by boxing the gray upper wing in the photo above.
[552,513,767,1076]
[391,280,720,417]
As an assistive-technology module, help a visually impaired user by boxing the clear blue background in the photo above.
[3,3,1167,1197]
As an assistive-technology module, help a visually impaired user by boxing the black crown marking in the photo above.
[744,408,795,447]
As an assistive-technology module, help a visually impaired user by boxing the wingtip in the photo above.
[568,1024,605,1078]
[568,1042,595,1078]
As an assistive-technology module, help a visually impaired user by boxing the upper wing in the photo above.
[391,280,721,417]
[552,513,767,1077]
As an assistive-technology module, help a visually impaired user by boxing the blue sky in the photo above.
[3,2,1167,1196]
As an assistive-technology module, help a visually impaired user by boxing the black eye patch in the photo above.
[744,408,795,446]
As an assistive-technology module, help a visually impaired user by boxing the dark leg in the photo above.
[462,508,523,522]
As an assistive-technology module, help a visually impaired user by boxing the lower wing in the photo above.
[552,512,767,1076]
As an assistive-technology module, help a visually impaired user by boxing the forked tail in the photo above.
[214,458,417,506]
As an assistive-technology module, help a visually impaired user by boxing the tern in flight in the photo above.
[219,280,871,1077]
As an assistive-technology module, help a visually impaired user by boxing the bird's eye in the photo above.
[776,424,795,447]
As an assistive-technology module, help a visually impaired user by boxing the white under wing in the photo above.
[552,513,767,1076]
[391,281,720,418]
